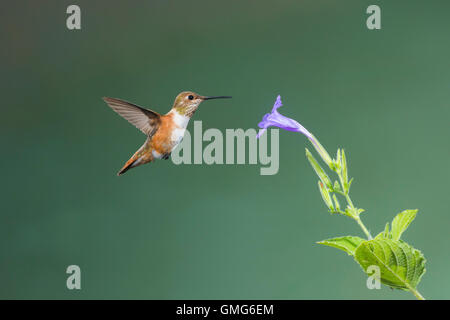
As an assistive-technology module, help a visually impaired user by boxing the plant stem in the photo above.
[407,285,426,300]
[341,178,372,240]
[344,193,355,209]
[354,215,372,240]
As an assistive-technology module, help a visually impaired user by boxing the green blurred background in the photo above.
[1,0,449,299]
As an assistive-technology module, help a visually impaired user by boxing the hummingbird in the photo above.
[103,91,231,176]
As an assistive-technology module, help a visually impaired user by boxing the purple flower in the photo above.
[256,95,313,139]
[257,95,333,167]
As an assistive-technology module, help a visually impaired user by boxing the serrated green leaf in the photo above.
[306,148,332,188]
[391,210,418,241]
[317,236,365,256]
[354,239,426,290]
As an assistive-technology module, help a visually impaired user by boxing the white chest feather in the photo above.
[171,127,186,146]
[172,111,190,128]
[170,111,190,146]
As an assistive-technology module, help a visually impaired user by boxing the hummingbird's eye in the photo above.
[188,95,194,100]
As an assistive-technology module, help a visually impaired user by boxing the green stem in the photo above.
[407,285,426,300]
[344,193,355,209]
[354,215,372,240]
[343,184,372,240]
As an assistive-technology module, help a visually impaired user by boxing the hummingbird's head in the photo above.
[172,91,231,117]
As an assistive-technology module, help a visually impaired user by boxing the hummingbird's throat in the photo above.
[174,103,199,117]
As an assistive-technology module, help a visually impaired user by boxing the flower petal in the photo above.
[255,95,334,167]
[256,128,267,138]
[257,95,313,140]
[271,95,283,112]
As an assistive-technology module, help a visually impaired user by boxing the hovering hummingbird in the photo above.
[103,91,231,176]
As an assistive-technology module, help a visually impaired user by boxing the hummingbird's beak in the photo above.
[201,96,232,100]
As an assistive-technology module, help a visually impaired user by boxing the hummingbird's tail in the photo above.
[117,158,137,176]
[117,139,153,176]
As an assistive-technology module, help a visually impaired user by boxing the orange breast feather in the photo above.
[151,113,175,154]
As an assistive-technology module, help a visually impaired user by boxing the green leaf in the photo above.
[354,239,426,290]
[345,206,356,218]
[332,194,340,211]
[317,236,365,256]
[348,177,354,191]
[344,206,364,218]
[384,222,390,237]
[318,181,334,211]
[341,149,349,192]
[333,181,341,192]
[336,149,342,169]
[306,148,332,188]
[375,223,391,239]
[391,210,418,241]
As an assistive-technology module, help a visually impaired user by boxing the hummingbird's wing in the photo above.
[103,97,161,136]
